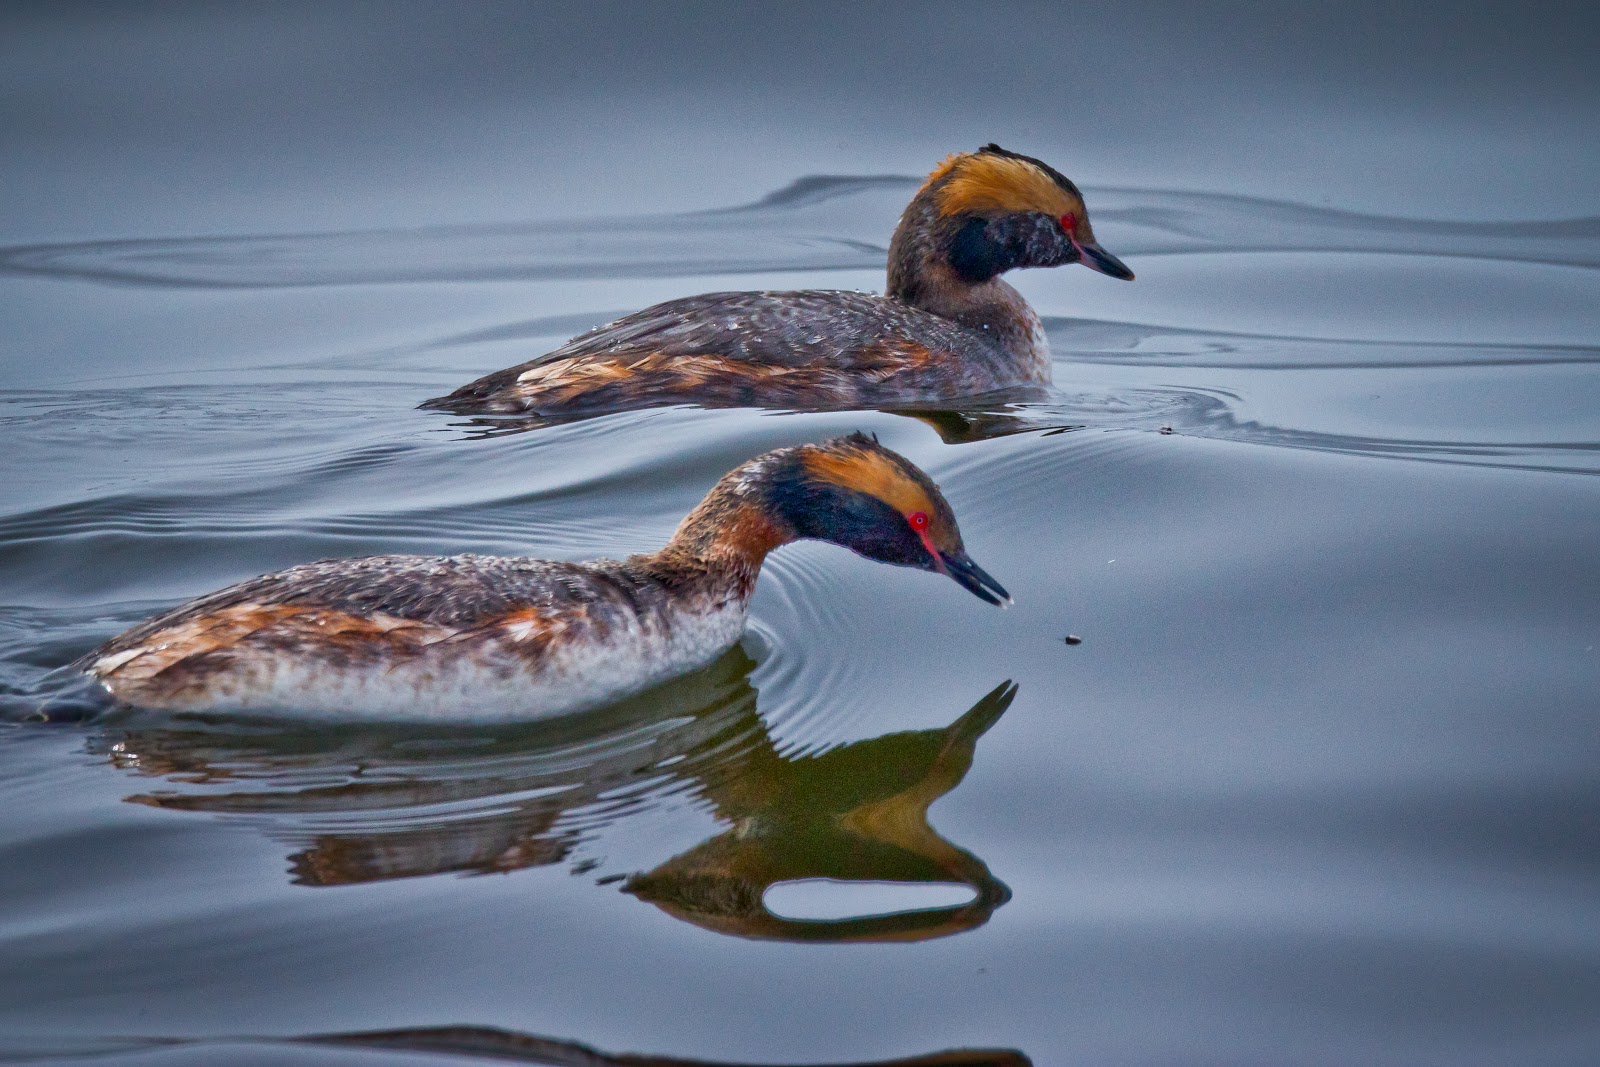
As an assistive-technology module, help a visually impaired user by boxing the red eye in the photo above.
[909,511,929,531]
[1059,212,1078,235]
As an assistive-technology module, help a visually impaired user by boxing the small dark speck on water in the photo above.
[595,873,628,886]
[1159,426,1175,435]
[1064,635,1083,646]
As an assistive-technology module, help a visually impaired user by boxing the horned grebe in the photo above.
[83,435,1008,721]
[422,144,1132,419]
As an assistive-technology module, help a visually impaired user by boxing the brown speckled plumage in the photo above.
[83,435,1008,720]
[423,145,1132,418]
[90,555,731,706]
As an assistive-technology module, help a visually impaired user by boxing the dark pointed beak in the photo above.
[939,550,1012,607]
[1077,240,1135,281]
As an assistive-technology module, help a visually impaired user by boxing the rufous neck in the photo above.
[651,490,793,590]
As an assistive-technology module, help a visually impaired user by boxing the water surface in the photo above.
[2,5,1598,1065]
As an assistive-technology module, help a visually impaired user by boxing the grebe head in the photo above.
[898,143,1134,286]
[762,433,1011,606]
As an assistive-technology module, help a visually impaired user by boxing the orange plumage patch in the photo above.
[496,606,571,646]
[919,152,966,192]
[933,152,1084,219]
[710,502,791,564]
[93,605,450,684]
[515,352,794,404]
[802,445,938,521]
[505,344,940,413]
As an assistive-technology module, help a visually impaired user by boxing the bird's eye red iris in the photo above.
[909,511,929,531]
[1059,212,1078,235]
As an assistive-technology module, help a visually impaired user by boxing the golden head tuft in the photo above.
[801,437,942,526]
[930,147,1086,220]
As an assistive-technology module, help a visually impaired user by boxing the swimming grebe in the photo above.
[422,144,1132,419]
[83,434,1008,720]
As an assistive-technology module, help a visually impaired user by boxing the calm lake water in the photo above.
[2,4,1598,1064]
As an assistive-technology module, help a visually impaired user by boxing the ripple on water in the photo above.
[1037,262,1598,475]
[1025,251,1600,348]
[1,163,1596,1062]
[744,551,883,757]
[4,178,1595,289]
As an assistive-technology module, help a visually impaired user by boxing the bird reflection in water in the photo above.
[119,1024,1030,1066]
[445,398,1063,446]
[303,1025,1032,1066]
[98,648,1015,944]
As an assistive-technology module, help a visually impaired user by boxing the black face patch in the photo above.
[946,213,1076,283]
[947,217,1009,284]
[770,476,937,572]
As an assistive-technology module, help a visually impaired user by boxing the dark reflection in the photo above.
[82,1026,1029,1066]
[97,652,1014,943]
[625,682,1014,942]
[299,1025,1030,1066]
[439,396,1058,446]
[893,406,1073,446]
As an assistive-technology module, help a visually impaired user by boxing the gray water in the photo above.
[2,4,1598,1064]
